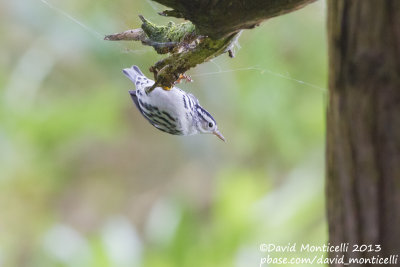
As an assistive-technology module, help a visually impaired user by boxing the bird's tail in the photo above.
[122,65,145,84]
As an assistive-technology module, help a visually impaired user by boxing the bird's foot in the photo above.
[174,74,192,85]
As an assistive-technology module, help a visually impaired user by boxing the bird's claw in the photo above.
[174,74,192,85]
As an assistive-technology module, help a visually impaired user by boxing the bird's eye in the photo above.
[208,122,213,128]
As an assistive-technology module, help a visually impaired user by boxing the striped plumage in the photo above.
[123,65,225,141]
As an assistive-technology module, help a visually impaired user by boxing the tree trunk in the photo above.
[327,0,400,265]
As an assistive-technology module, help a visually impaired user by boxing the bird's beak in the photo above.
[213,130,226,142]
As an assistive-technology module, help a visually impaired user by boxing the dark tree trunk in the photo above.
[327,0,400,265]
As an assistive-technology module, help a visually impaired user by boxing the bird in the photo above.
[123,65,225,141]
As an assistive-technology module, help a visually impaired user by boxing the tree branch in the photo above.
[153,0,317,38]
[105,16,238,88]
[105,0,317,89]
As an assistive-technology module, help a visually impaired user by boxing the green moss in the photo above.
[152,34,237,87]
[136,15,238,88]
[141,16,196,43]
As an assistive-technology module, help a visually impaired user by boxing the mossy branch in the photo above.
[105,15,238,88]
[149,33,237,88]
[105,0,316,88]
[152,0,317,38]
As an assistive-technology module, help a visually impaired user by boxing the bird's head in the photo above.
[195,106,225,142]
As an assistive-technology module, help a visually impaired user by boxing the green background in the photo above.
[0,0,327,266]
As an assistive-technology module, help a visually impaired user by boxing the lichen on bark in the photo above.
[105,15,238,89]
[105,0,316,89]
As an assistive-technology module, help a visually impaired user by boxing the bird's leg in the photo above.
[174,74,192,85]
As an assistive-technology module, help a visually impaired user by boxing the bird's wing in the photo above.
[129,90,153,124]
[129,90,172,133]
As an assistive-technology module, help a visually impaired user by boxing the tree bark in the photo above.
[106,0,316,88]
[327,0,400,265]
[153,0,316,38]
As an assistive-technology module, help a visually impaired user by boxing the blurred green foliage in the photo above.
[0,0,327,266]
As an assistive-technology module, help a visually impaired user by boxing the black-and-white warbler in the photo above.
[123,65,225,141]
